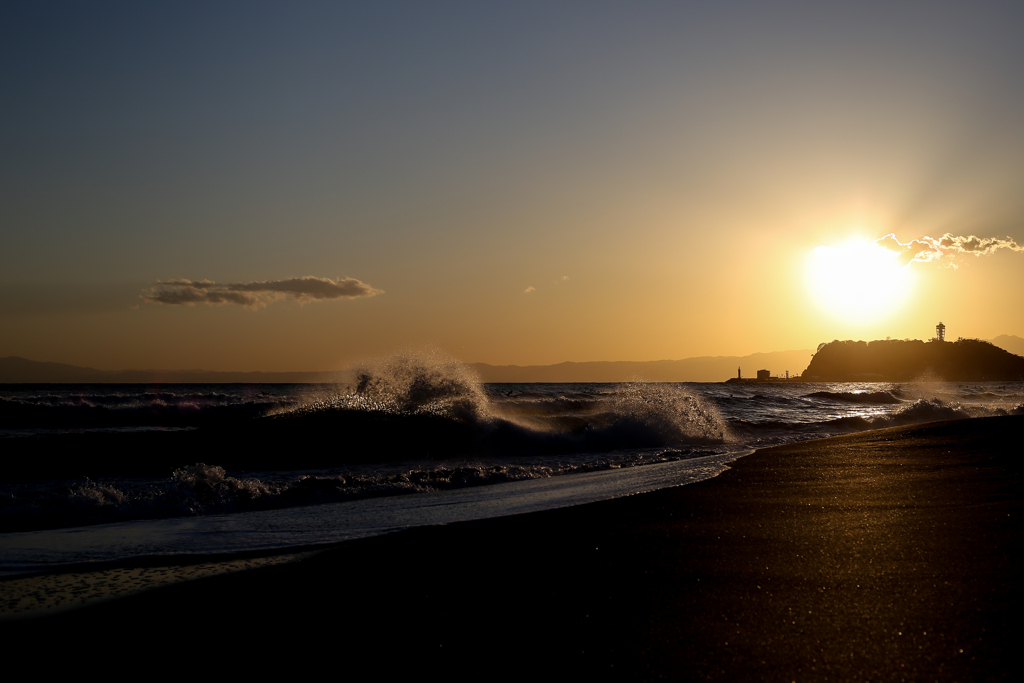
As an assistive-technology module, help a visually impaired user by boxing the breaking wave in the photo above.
[729,396,1023,443]
[604,381,731,444]
[821,398,1000,432]
[349,349,490,421]
[0,446,726,533]
[269,354,731,460]
[4,353,1022,534]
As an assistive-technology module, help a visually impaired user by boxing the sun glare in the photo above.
[806,240,913,322]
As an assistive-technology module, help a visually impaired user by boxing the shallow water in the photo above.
[0,452,743,572]
[2,356,1022,570]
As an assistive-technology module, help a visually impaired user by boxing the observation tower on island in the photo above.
[936,322,946,342]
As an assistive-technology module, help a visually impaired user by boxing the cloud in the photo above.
[524,275,568,293]
[143,276,383,308]
[876,233,1024,267]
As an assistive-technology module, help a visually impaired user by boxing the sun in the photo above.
[806,239,914,322]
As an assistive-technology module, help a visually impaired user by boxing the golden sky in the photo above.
[2,3,1023,372]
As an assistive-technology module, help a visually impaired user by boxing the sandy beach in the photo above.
[2,415,1020,680]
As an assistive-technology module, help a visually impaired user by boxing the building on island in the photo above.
[756,369,770,380]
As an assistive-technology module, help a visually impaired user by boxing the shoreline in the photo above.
[2,415,1020,678]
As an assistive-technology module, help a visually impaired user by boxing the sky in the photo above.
[2,1,1023,372]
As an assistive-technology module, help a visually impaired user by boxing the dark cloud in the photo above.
[142,276,383,308]
[876,233,1024,267]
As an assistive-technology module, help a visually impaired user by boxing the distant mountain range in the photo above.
[0,357,345,384]
[468,350,814,382]
[2,336,1021,383]
[0,350,814,384]
[989,334,1024,357]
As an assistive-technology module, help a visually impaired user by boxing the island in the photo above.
[799,337,1024,381]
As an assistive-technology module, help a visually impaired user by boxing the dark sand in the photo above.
[3,416,1020,679]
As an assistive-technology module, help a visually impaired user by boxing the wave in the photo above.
[0,443,728,533]
[3,362,1021,534]
[350,349,489,420]
[0,355,733,480]
[822,398,976,431]
[266,355,731,462]
[485,384,615,401]
[0,394,292,430]
[489,397,604,418]
[0,464,263,532]
[729,397,1011,438]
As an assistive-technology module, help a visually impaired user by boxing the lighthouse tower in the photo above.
[936,322,946,342]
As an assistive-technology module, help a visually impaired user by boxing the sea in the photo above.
[2,352,1023,573]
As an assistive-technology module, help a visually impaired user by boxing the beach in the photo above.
[2,414,1019,679]
[6,4,1024,678]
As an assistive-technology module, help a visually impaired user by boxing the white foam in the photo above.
[0,450,748,573]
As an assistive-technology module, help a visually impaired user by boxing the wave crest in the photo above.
[347,349,488,421]
[171,463,273,510]
[606,381,731,444]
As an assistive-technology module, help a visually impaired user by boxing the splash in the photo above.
[348,349,490,421]
[607,381,731,444]
[171,463,272,510]
[274,349,490,424]
[69,479,129,508]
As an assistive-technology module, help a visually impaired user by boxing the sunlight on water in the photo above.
[1,357,1022,543]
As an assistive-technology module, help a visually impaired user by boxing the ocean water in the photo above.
[2,352,1022,571]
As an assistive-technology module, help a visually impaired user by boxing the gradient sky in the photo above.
[3,1,1023,372]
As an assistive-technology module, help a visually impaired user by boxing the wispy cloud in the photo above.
[143,276,383,308]
[524,275,568,293]
[877,233,1024,267]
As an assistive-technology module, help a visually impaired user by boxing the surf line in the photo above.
[0,450,750,573]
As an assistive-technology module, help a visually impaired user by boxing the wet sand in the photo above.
[2,415,1020,679]
[0,552,314,618]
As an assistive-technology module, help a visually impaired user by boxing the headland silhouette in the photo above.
[801,337,1024,381]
